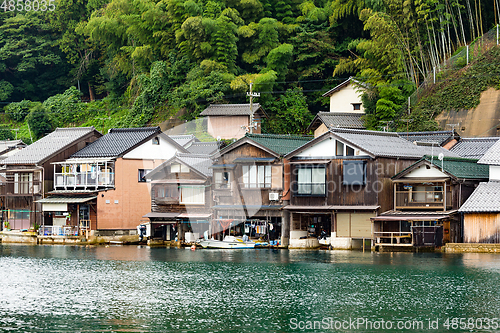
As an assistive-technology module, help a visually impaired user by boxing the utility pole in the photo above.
[246,82,260,134]
[400,119,414,137]
[96,117,111,134]
[446,123,460,133]
[379,121,393,132]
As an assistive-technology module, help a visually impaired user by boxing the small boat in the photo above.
[200,236,256,249]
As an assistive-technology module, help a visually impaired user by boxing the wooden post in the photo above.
[362,237,365,252]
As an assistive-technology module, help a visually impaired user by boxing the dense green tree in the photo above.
[264,87,313,134]
[27,105,53,139]
[5,100,32,122]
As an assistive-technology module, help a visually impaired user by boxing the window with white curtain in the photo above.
[242,165,271,188]
[180,186,205,204]
[296,166,326,196]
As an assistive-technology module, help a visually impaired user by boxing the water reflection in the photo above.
[1,245,500,332]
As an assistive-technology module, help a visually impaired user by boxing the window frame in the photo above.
[138,169,152,182]
[342,160,366,186]
[295,165,326,197]
[179,185,205,205]
[241,164,272,189]
[214,171,231,189]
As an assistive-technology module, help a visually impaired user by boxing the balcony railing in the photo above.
[395,190,452,209]
[0,181,43,196]
[39,225,79,236]
[54,171,114,189]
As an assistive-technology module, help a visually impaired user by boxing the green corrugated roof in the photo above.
[245,133,313,156]
[394,155,489,179]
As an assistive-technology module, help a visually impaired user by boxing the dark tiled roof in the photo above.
[187,141,219,155]
[450,137,500,159]
[478,139,500,165]
[398,131,458,146]
[330,128,459,159]
[169,134,197,147]
[0,140,25,155]
[200,104,263,116]
[307,112,365,132]
[246,133,313,156]
[459,181,500,212]
[394,156,489,180]
[2,127,99,165]
[71,127,160,158]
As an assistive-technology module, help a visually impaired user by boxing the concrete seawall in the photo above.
[445,243,500,253]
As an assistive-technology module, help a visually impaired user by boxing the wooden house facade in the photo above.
[284,128,460,249]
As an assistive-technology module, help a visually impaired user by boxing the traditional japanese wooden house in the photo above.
[459,139,500,243]
[372,156,489,250]
[0,127,102,231]
[283,128,459,249]
[211,133,312,246]
[143,152,214,243]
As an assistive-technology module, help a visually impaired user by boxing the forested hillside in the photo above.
[0,0,499,142]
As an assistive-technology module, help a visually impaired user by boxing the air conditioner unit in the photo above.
[269,192,279,201]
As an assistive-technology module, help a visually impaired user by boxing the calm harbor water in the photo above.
[1,245,500,332]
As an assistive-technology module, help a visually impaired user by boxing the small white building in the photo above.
[322,77,366,114]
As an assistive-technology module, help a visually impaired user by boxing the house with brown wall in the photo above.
[211,133,312,246]
[283,128,459,249]
[0,127,102,231]
[42,127,188,236]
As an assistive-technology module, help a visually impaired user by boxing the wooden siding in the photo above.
[464,213,500,243]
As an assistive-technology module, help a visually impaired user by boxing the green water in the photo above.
[1,245,500,332]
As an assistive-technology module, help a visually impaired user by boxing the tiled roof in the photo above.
[478,139,500,165]
[246,133,313,156]
[459,182,500,212]
[450,137,500,159]
[169,134,197,147]
[330,128,459,159]
[177,153,213,177]
[394,156,489,180]
[2,127,99,165]
[200,104,263,116]
[307,112,365,132]
[187,141,219,155]
[71,127,160,158]
[0,140,25,155]
[398,131,458,146]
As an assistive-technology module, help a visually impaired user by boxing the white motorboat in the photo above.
[200,236,256,249]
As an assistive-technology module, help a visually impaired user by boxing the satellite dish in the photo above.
[438,153,444,161]
[216,136,221,141]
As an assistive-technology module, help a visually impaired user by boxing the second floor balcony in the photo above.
[53,159,115,191]
[395,182,452,210]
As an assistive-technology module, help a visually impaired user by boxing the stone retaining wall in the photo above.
[445,243,500,253]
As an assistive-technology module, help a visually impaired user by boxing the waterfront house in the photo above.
[200,104,268,139]
[372,156,489,250]
[211,133,312,246]
[42,127,188,236]
[143,152,213,243]
[0,127,102,230]
[459,140,500,242]
[307,112,365,138]
[283,128,459,249]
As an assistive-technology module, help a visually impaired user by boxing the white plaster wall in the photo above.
[296,138,368,158]
[123,136,179,160]
[490,165,500,181]
[330,236,353,249]
[404,165,449,178]
[329,82,365,113]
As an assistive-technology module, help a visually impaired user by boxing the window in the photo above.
[180,186,205,204]
[336,141,344,156]
[352,103,361,111]
[156,186,179,199]
[296,166,326,196]
[171,163,189,173]
[14,173,33,194]
[346,146,355,156]
[138,169,151,182]
[152,137,160,145]
[214,171,231,189]
[242,165,271,188]
[343,161,366,185]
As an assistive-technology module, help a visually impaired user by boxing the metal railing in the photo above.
[54,171,114,189]
[39,225,79,236]
[0,181,42,196]
[395,191,452,208]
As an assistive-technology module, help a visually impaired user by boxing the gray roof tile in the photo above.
[398,131,458,146]
[0,140,25,155]
[459,181,500,212]
[450,137,500,159]
[200,104,262,116]
[311,112,365,131]
[331,128,459,159]
[2,127,98,165]
[71,127,161,158]
[187,142,219,155]
[177,153,213,177]
[478,139,500,165]
[169,134,197,147]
